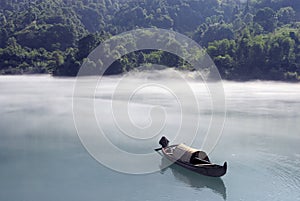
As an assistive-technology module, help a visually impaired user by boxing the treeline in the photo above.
[0,0,300,81]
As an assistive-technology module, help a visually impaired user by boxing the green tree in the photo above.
[277,7,296,26]
[214,54,235,78]
[200,24,234,46]
[77,34,99,61]
[254,7,276,32]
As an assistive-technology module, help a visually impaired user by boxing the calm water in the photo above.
[0,74,300,201]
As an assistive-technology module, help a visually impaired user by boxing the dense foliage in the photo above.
[0,0,300,81]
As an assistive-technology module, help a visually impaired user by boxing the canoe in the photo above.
[158,136,227,177]
[160,157,227,200]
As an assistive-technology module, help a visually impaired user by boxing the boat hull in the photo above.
[162,147,227,177]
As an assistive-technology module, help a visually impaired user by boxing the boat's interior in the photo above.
[191,157,211,165]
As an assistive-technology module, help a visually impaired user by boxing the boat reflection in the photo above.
[160,157,227,200]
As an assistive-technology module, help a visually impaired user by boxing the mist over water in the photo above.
[0,72,300,201]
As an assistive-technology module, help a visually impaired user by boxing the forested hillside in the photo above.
[1,0,300,81]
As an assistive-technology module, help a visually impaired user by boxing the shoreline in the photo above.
[0,72,299,83]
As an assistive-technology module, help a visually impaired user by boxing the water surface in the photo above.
[0,75,299,201]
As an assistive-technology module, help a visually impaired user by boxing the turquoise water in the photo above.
[0,75,299,201]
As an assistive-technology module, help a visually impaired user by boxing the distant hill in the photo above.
[0,0,300,81]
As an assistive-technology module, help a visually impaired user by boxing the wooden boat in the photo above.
[157,136,227,177]
[160,157,227,200]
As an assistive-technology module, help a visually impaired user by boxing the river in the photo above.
[0,74,299,201]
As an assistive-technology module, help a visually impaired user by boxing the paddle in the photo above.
[154,147,162,151]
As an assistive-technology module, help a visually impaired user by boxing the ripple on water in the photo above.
[258,151,300,195]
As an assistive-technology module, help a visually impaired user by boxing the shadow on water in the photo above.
[160,157,227,200]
